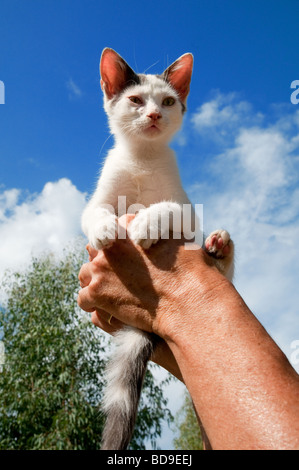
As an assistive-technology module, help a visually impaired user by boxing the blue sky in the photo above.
[1,0,298,193]
[1,0,299,450]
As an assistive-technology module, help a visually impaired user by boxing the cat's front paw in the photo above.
[89,214,118,250]
[128,210,159,249]
[205,229,232,259]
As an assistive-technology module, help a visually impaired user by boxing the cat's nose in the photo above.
[147,112,162,121]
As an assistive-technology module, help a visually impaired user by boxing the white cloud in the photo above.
[0,178,87,279]
[187,94,299,371]
[191,91,264,142]
[0,188,20,220]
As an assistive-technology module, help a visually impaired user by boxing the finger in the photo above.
[118,213,136,230]
[86,244,99,262]
[77,286,97,313]
[78,262,93,288]
[91,309,124,334]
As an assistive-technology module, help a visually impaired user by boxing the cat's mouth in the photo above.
[145,123,161,133]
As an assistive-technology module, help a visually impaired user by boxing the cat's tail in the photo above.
[100,326,155,450]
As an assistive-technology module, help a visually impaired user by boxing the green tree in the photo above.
[173,392,203,450]
[0,247,172,450]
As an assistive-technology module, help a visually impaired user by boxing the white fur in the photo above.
[102,327,150,416]
[81,75,192,249]
[84,50,234,449]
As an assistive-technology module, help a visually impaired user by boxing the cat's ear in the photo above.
[163,53,193,103]
[100,48,139,100]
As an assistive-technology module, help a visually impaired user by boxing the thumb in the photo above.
[118,213,136,230]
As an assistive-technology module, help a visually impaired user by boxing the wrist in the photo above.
[153,246,231,344]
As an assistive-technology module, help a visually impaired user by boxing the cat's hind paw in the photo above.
[205,229,232,259]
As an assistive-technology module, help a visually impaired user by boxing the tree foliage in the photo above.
[0,248,172,450]
[173,392,203,450]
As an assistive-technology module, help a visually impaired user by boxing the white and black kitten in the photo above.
[82,48,234,450]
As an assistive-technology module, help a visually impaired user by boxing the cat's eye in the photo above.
[128,96,143,105]
[162,97,176,106]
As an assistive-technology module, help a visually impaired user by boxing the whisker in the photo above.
[143,60,160,74]
[99,133,113,156]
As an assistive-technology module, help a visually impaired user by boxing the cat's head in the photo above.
[100,48,193,143]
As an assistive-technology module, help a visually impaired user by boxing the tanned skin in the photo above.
[78,215,299,450]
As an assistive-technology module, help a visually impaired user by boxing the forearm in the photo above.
[78,234,299,450]
[151,338,184,382]
[163,277,299,450]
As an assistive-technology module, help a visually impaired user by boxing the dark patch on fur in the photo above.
[157,73,186,113]
[112,72,186,113]
[206,250,225,260]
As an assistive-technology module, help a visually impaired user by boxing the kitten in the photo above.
[81,48,234,450]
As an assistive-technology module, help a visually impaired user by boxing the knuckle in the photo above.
[78,262,92,285]
[93,251,111,272]
[88,272,105,298]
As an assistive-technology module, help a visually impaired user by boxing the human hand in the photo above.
[78,214,299,450]
[78,214,224,340]
[79,214,193,379]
